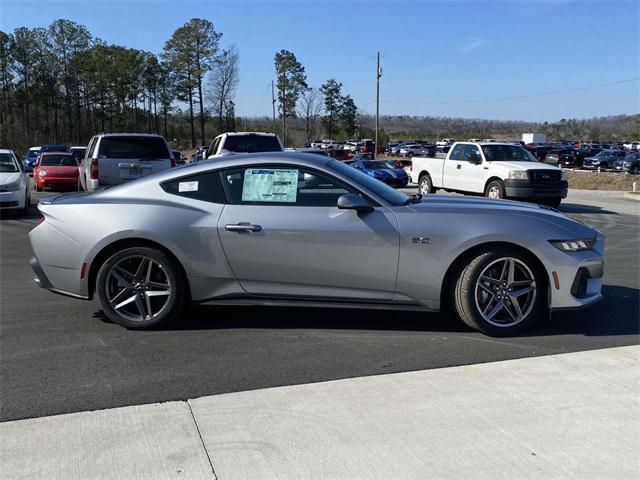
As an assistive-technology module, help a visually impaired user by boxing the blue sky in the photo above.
[1,0,638,121]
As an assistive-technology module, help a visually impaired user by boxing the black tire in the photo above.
[485,179,505,199]
[96,246,187,330]
[407,151,414,157]
[418,174,436,194]
[541,198,561,209]
[453,248,547,336]
[631,165,639,174]
[20,192,30,216]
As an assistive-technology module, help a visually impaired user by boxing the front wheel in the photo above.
[96,247,187,329]
[485,180,505,199]
[453,249,547,336]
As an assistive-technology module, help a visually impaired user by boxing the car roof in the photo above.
[0,149,15,154]
[94,132,164,138]
[221,131,277,137]
[40,151,72,155]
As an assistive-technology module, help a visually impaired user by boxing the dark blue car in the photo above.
[351,159,409,188]
[23,146,42,173]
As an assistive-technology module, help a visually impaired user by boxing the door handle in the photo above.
[457,164,462,169]
[225,222,263,233]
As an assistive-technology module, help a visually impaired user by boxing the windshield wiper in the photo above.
[403,193,423,205]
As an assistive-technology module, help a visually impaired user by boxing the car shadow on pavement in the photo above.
[95,284,638,338]
[559,203,618,215]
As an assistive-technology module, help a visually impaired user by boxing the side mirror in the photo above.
[337,193,373,213]
[468,152,482,164]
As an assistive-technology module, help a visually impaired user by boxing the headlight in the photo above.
[561,171,568,181]
[2,180,21,191]
[549,238,596,252]
[38,170,47,177]
[507,170,528,180]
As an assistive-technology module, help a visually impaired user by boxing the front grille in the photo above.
[0,201,19,208]
[529,170,561,182]
[571,268,590,298]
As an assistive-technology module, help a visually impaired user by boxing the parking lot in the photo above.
[1,185,638,422]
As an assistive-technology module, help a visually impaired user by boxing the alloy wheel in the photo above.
[487,186,501,199]
[474,257,536,327]
[106,256,172,322]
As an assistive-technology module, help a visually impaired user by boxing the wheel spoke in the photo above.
[507,259,515,284]
[145,259,154,283]
[507,296,523,320]
[511,287,533,298]
[486,299,505,320]
[480,275,501,286]
[109,286,132,305]
[147,280,169,289]
[134,294,147,319]
[144,291,153,318]
[503,301,519,322]
[134,258,149,281]
[145,290,170,297]
[113,294,137,310]
[113,265,135,281]
[510,279,534,289]
[478,283,494,295]
[499,260,509,282]
[110,269,133,287]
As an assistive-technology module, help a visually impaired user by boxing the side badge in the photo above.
[412,237,431,244]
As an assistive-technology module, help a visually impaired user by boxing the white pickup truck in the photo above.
[410,142,568,207]
[206,132,283,159]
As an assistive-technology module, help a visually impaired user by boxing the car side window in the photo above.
[161,171,226,204]
[461,145,480,161]
[221,166,355,207]
[87,137,98,159]
[449,144,465,160]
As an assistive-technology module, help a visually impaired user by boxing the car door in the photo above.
[457,144,485,193]
[442,144,468,191]
[217,164,400,301]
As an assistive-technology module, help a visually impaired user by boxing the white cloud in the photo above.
[459,39,489,54]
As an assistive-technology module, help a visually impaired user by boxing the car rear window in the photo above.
[40,155,76,166]
[161,171,226,204]
[223,135,281,153]
[98,136,170,160]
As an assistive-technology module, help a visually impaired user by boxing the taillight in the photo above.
[90,159,99,179]
[171,158,176,168]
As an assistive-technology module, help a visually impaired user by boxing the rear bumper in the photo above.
[30,255,89,300]
[504,179,568,199]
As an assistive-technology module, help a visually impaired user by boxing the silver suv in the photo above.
[79,133,175,191]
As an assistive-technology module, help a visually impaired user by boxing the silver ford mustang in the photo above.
[29,152,604,336]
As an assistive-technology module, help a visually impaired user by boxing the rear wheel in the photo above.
[485,180,505,199]
[631,165,639,174]
[96,247,187,329]
[453,248,547,336]
[418,174,436,194]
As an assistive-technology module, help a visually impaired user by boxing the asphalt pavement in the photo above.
[0,188,638,422]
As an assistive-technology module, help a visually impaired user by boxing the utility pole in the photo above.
[271,81,277,134]
[375,52,382,159]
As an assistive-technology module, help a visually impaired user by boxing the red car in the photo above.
[34,152,79,191]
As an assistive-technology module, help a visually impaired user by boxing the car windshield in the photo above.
[482,145,537,162]
[328,160,408,206]
[40,155,77,166]
[98,136,170,159]
[41,145,68,152]
[26,149,40,159]
[0,153,19,173]
[224,135,281,153]
[363,161,391,169]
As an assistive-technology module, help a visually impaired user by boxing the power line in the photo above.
[374,78,638,106]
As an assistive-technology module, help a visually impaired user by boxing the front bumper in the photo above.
[381,177,409,188]
[0,190,25,210]
[545,235,605,311]
[504,179,568,199]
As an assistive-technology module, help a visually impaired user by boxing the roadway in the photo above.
[0,188,638,421]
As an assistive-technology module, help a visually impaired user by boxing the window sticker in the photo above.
[178,181,199,192]
[242,169,298,202]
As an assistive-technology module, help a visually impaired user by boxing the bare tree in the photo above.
[208,46,238,133]
[298,87,322,145]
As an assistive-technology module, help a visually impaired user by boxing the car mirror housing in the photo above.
[337,193,374,213]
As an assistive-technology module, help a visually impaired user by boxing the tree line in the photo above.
[0,18,239,153]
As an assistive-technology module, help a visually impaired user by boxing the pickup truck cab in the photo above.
[206,132,283,159]
[411,142,568,207]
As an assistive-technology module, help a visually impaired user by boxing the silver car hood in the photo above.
[405,195,598,238]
